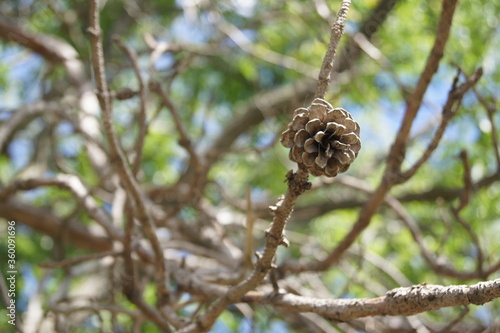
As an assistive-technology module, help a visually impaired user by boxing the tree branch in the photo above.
[0,101,64,152]
[315,0,351,99]
[169,261,500,323]
[386,0,458,175]
[0,175,121,239]
[209,10,318,78]
[179,169,311,332]
[113,36,149,177]
[0,200,112,252]
[398,67,482,183]
[88,0,171,309]
[0,18,84,83]
[246,278,500,321]
[0,17,111,184]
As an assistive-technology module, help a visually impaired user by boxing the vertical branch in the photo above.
[315,0,351,99]
[87,0,170,317]
[386,0,458,174]
[113,36,149,176]
[398,68,482,183]
[179,169,311,333]
[452,151,485,275]
[149,82,200,170]
[243,187,255,269]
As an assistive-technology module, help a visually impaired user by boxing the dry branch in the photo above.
[386,0,458,176]
[315,0,351,99]
[169,261,500,323]
[248,279,500,321]
[113,36,149,176]
[88,0,171,326]
[179,169,311,332]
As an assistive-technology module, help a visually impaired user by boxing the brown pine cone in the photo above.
[280,98,361,177]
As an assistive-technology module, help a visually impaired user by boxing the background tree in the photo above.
[1,0,500,332]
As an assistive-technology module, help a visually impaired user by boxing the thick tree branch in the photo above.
[169,261,500,323]
[209,11,318,79]
[246,278,500,321]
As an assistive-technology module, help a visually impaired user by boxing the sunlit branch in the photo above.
[245,278,500,321]
[315,0,351,99]
[178,169,311,333]
[398,68,482,183]
[169,259,500,322]
[0,175,121,239]
[386,0,458,175]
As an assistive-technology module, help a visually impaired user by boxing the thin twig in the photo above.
[210,11,318,79]
[438,306,469,333]
[454,150,472,213]
[473,87,500,170]
[40,250,122,269]
[0,101,61,151]
[315,0,351,99]
[352,32,410,99]
[243,187,255,269]
[50,303,144,320]
[451,151,485,275]
[113,36,149,177]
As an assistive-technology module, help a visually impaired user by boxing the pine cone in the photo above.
[280,98,361,177]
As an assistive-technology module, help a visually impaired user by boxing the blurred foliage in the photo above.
[0,0,499,331]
